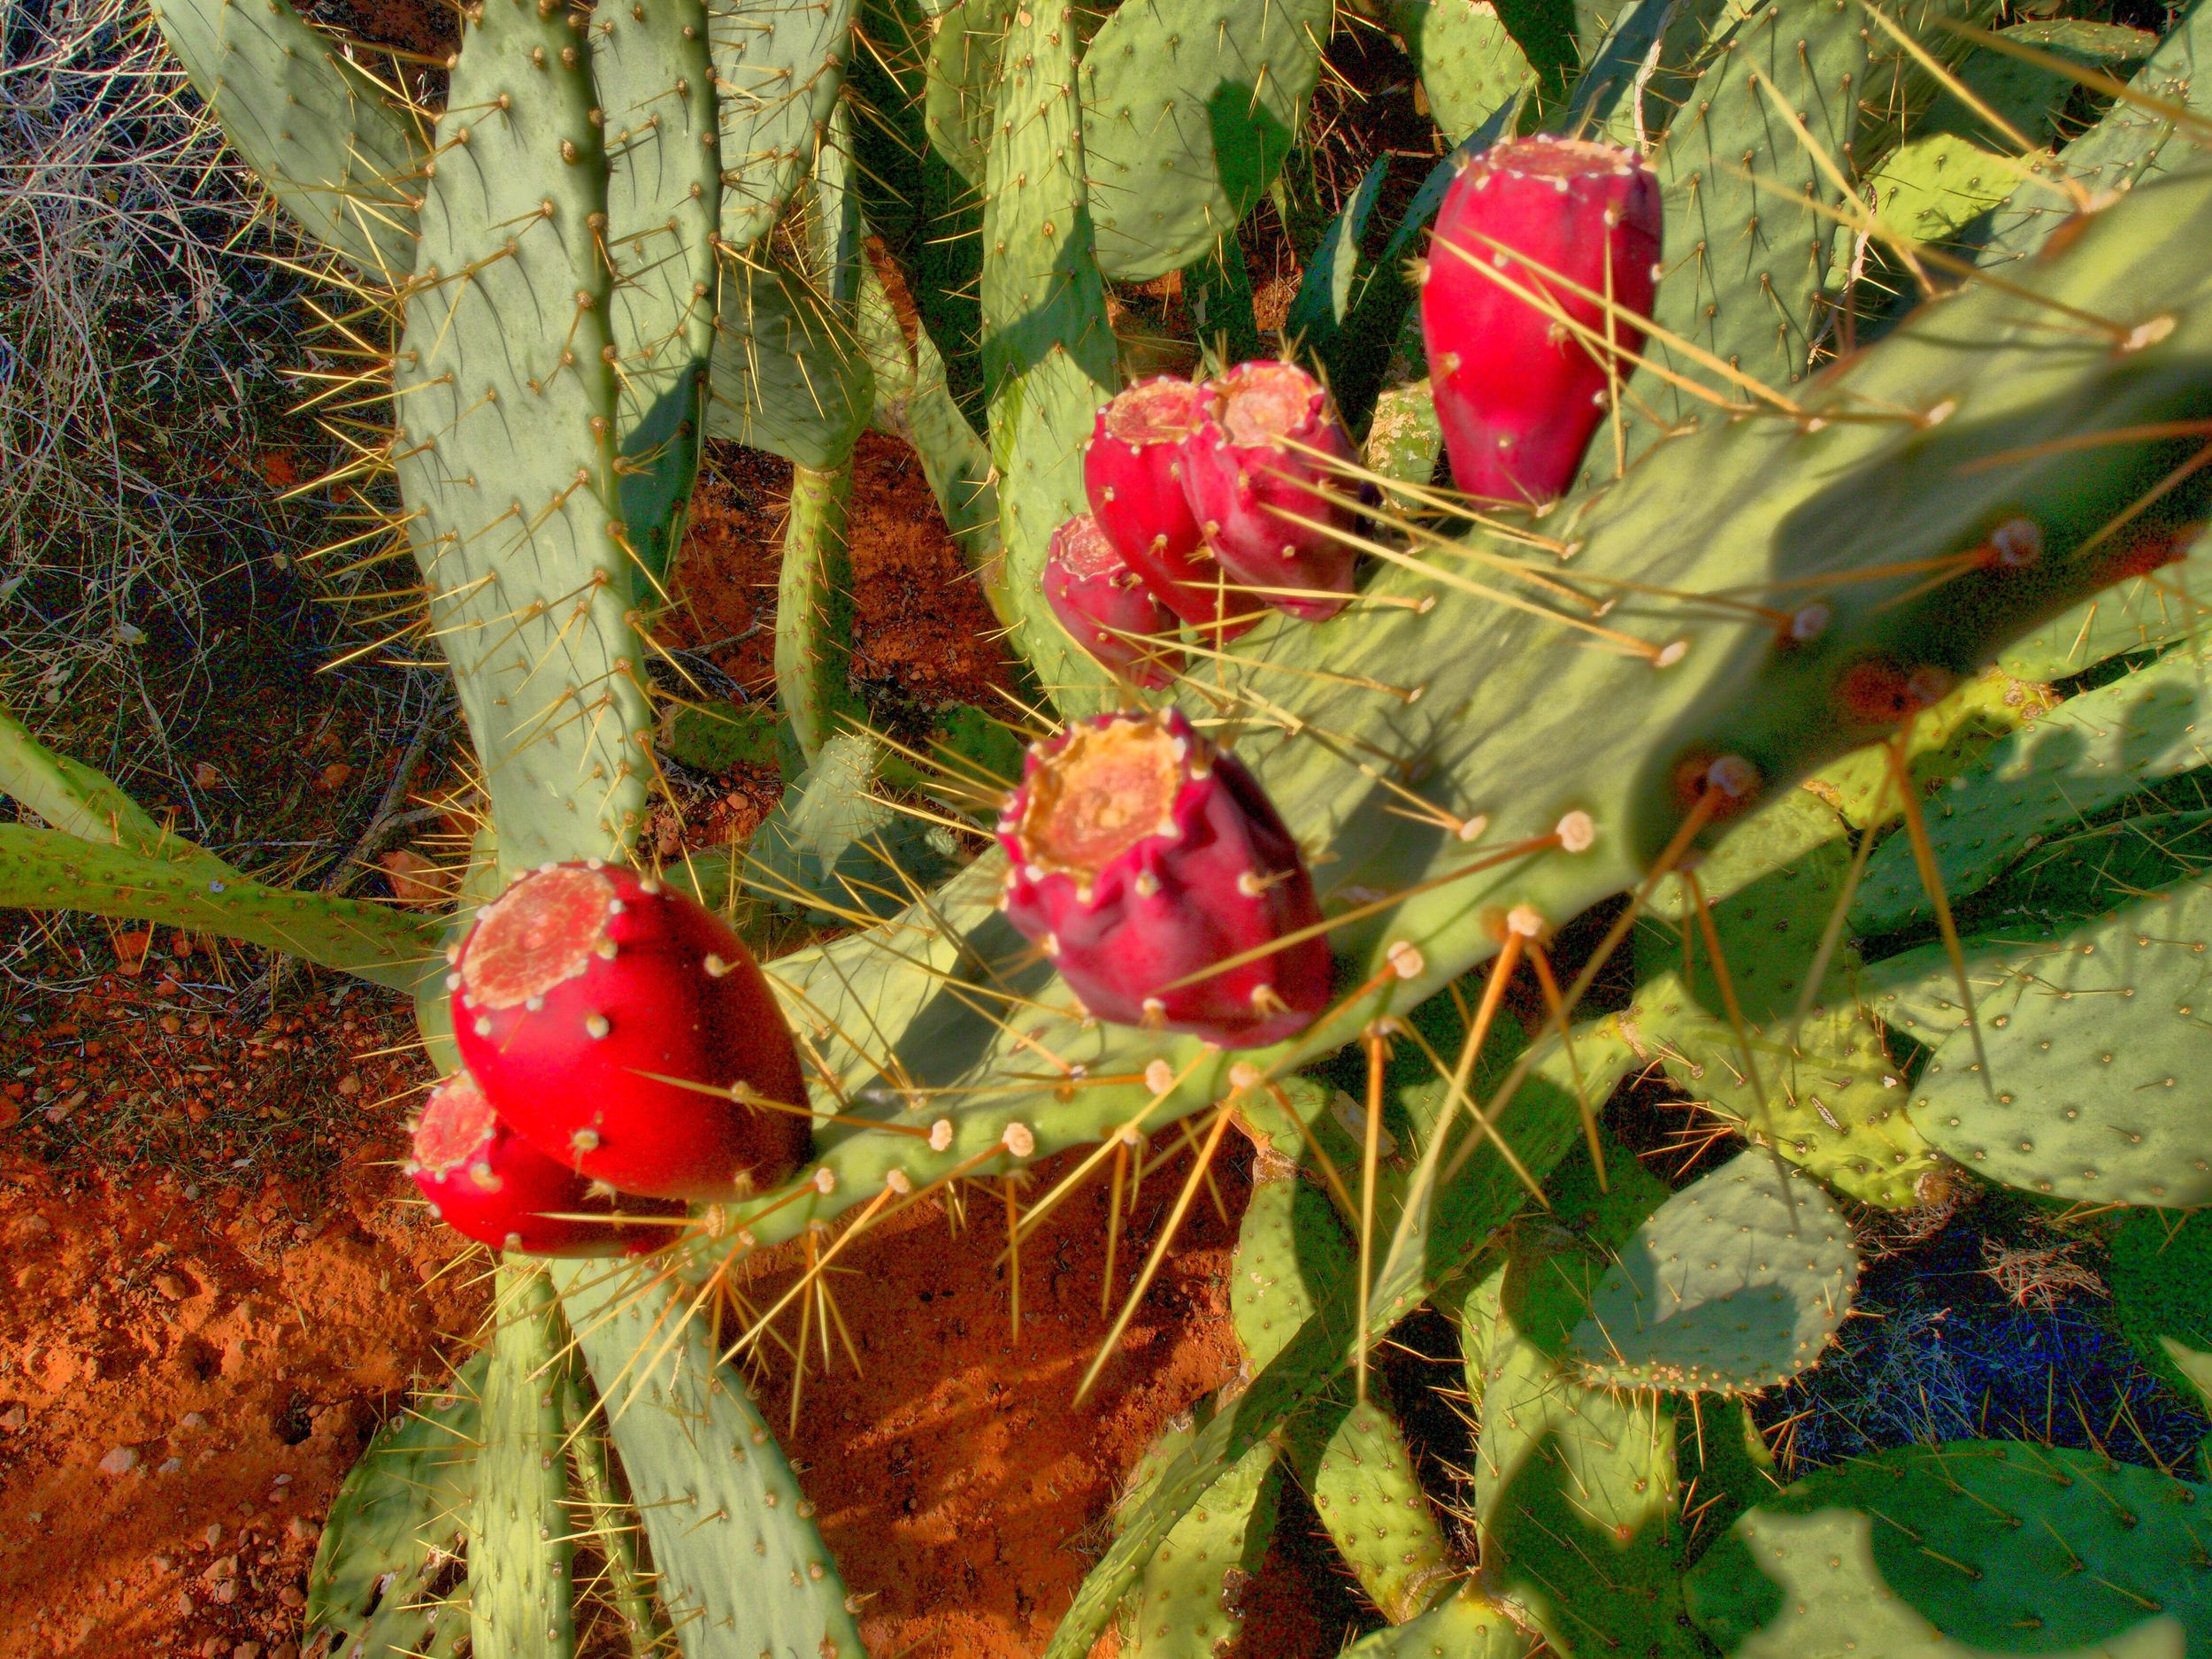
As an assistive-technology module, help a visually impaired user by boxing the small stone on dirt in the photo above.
[0,1405,26,1431]
[97,1445,139,1475]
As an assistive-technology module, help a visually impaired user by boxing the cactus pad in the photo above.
[467,1266,575,1658]
[1686,1440,2212,1656]
[1908,874,2212,1205]
[392,0,650,871]
[1337,1586,1533,1656]
[306,1354,486,1658]
[1854,648,2212,933]
[710,0,854,250]
[555,1258,865,1658]
[1568,1148,1859,1394]
[1125,1436,1279,1657]
[148,0,424,276]
[1079,0,1333,281]
[1632,976,1937,1210]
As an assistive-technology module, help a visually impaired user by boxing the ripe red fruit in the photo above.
[408,1071,664,1257]
[450,862,810,1202]
[1180,360,1361,623]
[1083,377,1257,640]
[1421,135,1661,504]
[1043,513,1184,687]
[995,709,1333,1048]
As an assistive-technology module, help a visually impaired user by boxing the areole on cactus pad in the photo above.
[995,710,1332,1047]
[1083,377,1256,640]
[451,861,812,1202]
[1181,360,1362,622]
[1042,512,1185,688]
[1421,135,1662,504]
[408,1071,667,1258]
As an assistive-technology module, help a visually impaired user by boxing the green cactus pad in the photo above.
[749,730,963,919]
[1233,1164,1356,1370]
[2110,1205,2212,1409]
[1640,790,1855,1022]
[1233,1118,1455,1622]
[734,158,2212,1282]
[1363,380,1445,488]
[1853,648,2212,934]
[0,825,435,993]
[0,710,223,872]
[1862,133,2016,250]
[592,0,722,586]
[1041,1026,1629,1659]
[1078,0,1333,282]
[1568,1148,1859,1394]
[1633,975,1937,1210]
[706,250,874,468]
[1125,1436,1280,1657]
[468,1265,575,1659]
[774,463,863,763]
[1336,1588,1532,1656]
[1806,665,2062,834]
[978,0,1118,702]
[1998,546,2208,681]
[1387,0,1535,143]
[1294,1398,1456,1624]
[1907,873,2212,1206]
[554,1257,865,1659]
[709,0,854,251]
[1686,1440,2212,1657]
[1980,0,2212,268]
[923,0,1002,187]
[147,0,425,277]
[392,0,651,872]
[1459,1146,1694,1655]
[1632,0,1867,449]
[306,1353,487,1659]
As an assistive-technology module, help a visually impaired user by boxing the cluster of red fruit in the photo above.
[398,139,1662,1259]
[407,862,811,1258]
[1048,358,1365,685]
[1048,135,1662,685]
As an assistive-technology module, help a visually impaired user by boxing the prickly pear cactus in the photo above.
[33,0,2212,1649]
[1567,1149,1860,1395]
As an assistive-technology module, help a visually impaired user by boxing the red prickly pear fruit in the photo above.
[1179,360,1362,623]
[1043,513,1185,688]
[1421,135,1661,504]
[408,1072,668,1257]
[1084,377,1258,641]
[994,709,1333,1048]
[451,861,811,1202]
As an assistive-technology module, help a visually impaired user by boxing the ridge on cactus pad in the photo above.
[452,862,810,1202]
[1182,360,1362,622]
[408,1071,666,1257]
[1085,376,1256,639]
[1043,512,1186,688]
[1422,134,1660,503]
[995,710,1331,1046]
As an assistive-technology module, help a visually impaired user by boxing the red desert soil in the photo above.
[0,444,1353,1658]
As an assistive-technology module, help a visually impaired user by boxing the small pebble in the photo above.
[96,1446,138,1476]
[158,1457,183,1475]
[0,1406,26,1431]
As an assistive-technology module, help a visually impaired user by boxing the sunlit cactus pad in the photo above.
[1686,1441,2212,1656]
[1568,1148,1858,1394]
[1909,875,2212,1206]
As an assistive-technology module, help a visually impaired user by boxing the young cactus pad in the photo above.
[1567,1148,1859,1394]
